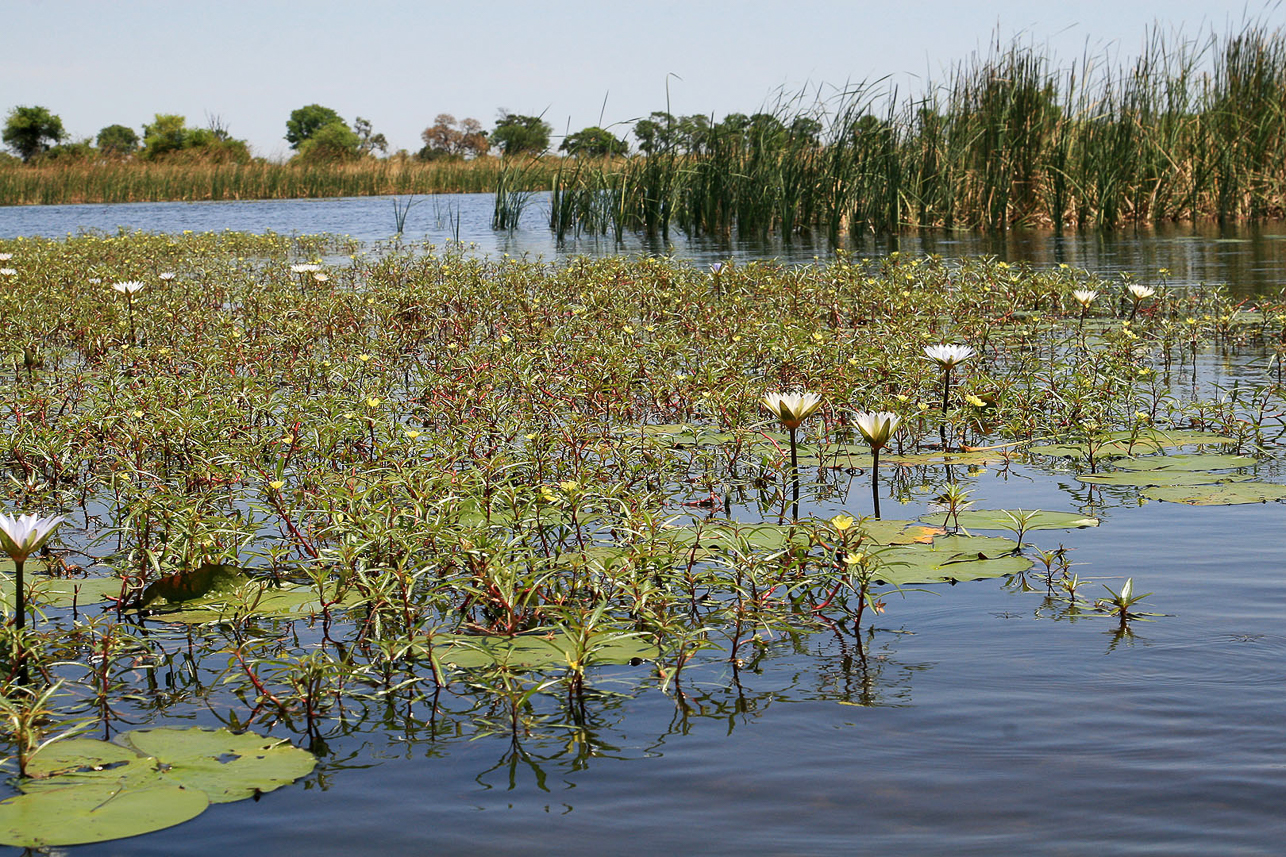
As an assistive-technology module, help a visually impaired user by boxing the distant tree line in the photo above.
[0,103,712,164]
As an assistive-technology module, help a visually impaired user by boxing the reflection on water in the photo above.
[5,193,1286,293]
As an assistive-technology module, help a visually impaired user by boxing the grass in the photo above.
[0,156,556,205]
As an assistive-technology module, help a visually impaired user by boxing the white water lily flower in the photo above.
[924,344,976,368]
[762,391,823,430]
[159,272,176,281]
[112,281,145,295]
[854,411,901,451]
[0,253,11,261]
[0,511,64,563]
[0,268,15,276]
[291,263,322,274]
[1072,290,1098,308]
[1127,284,1156,301]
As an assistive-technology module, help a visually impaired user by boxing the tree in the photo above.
[3,106,65,161]
[96,124,139,157]
[141,114,189,158]
[633,112,676,155]
[140,114,251,163]
[419,114,489,160]
[285,104,345,150]
[294,121,360,162]
[560,126,628,157]
[354,117,388,156]
[490,112,551,156]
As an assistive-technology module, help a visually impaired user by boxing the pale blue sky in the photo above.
[4,0,1280,160]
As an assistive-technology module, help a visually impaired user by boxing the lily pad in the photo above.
[432,629,658,669]
[0,727,313,847]
[1113,453,1256,471]
[117,728,318,803]
[937,509,1100,531]
[138,563,244,607]
[141,578,365,624]
[1141,482,1286,505]
[1029,429,1235,460]
[870,535,1031,586]
[0,782,208,848]
[0,574,123,611]
[1077,470,1252,488]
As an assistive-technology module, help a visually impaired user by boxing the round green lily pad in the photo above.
[0,782,208,848]
[1077,471,1251,488]
[1141,482,1286,505]
[1114,453,1256,471]
[118,728,317,803]
[937,509,1099,531]
[0,727,315,846]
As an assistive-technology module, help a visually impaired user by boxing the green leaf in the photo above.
[1077,470,1252,488]
[139,563,244,607]
[0,782,208,847]
[140,580,364,624]
[870,535,1031,585]
[1029,429,1235,460]
[432,629,658,669]
[1,728,315,846]
[1113,453,1256,471]
[118,728,316,804]
[1141,482,1286,505]
[941,509,1099,531]
[0,573,123,611]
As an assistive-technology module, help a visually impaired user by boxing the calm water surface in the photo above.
[4,193,1286,294]
[2,200,1284,855]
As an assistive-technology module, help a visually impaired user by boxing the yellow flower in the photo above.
[559,480,580,493]
[358,354,371,363]
[269,480,285,490]
[366,397,381,408]
[132,410,144,418]
[830,514,855,533]
[965,394,986,408]
[405,430,421,439]
[280,435,294,444]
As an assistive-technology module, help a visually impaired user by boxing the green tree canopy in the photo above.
[559,126,628,157]
[490,112,551,156]
[96,124,139,156]
[140,115,250,163]
[294,121,360,162]
[285,104,345,149]
[3,106,66,161]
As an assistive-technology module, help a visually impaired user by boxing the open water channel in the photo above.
[2,195,1285,855]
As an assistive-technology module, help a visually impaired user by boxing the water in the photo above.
[66,455,1286,856]
[5,194,1286,295]
[4,201,1286,854]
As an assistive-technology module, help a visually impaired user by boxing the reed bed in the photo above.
[545,23,1286,237]
[0,157,554,206]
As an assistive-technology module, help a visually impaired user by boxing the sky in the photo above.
[4,0,1283,160]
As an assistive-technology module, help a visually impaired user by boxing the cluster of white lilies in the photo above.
[762,344,978,517]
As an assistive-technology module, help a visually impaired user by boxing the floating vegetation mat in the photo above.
[0,232,1281,843]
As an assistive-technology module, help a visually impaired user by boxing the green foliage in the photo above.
[32,139,95,163]
[95,124,138,156]
[560,126,628,157]
[0,728,314,846]
[284,103,344,149]
[2,106,65,161]
[491,111,551,156]
[294,120,361,162]
[140,114,250,163]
